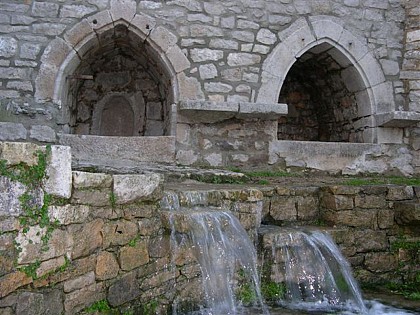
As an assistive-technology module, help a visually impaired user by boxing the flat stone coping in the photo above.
[376,111,420,127]
[58,134,176,166]
[179,100,288,123]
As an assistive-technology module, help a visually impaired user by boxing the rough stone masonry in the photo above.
[0,0,419,174]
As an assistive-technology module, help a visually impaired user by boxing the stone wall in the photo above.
[0,0,419,172]
[1,142,418,314]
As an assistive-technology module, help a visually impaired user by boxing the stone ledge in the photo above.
[376,111,420,127]
[178,100,287,123]
[58,134,176,167]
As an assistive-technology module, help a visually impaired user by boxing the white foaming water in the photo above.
[170,210,267,315]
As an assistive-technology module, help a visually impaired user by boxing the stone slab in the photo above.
[58,134,176,166]
[376,111,420,127]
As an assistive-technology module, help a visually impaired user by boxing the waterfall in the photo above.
[265,227,367,314]
[162,192,267,315]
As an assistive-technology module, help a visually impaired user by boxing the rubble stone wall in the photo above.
[1,142,418,314]
[0,0,419,173]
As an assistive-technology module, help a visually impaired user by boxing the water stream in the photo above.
[161,192,417,315]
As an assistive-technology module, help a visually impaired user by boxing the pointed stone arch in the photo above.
[35,6,193,136]
[257,17,395,143]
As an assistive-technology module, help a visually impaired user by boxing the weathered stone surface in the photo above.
[36,256,66,279]
[113,173,163,204]
[394,201,420,225]
[227,53,261,66]
[0,37,17,58]
[71,188,112,207]
[31,2,59,17]
[16,289,63,315]
[29,125,56,143]
[0,176,26,217]
[0,234,17,276]
[387,186,414,200]
[48,205,90,225]
[64,271,95,293]
[68,219,103,259]
[190,48,223,62]
[296,196,319,220]
[0,271,32,298]
[321,194,354,210]
[0,142,40,166]
[355,194,387,209]
[256,28,277,45]
[270,196,297,221]
[119,240,149,271]
[107,271,140,307]
[103,220,138,247]
[365,252,398,273]
[64,283,105,315]
[16,227,71,264]
[95,251,119,281]
[44,145,72,199]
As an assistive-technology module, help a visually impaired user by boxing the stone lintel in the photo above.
[178,100,288,123]
[376,111,420,127]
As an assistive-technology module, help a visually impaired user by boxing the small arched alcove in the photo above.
[258,17,397,144]
[278,42,366,142]
[68,23,172,137]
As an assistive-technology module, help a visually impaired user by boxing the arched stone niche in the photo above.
[35,5,193,137]
[258,17,395,143]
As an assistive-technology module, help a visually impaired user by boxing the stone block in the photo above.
[58,134,176,165]
[64,19,93,48]
[0,142,41,166]
[64,271,95,293]
[86,10,113,31]
[48,205,90,225]
[190,24,223,37]
[190,48,223,62]
[270,196,297,221]
[297,196,319,220]
[108,271,140,307]
[16,290,63,315]
[394,201,420,225]
[68,219,103,259]
[60,4,96,19]
[256,28,277,45]
[0,177,26,217]
[0,271,32,298]
[326,209,377,228]
[36,256,66,279]
[71,189,112,207]
[29,125,56,143]
[110,0,136,21]
[351,230,388,252]
[227,53,261,66]
[321,194,354,210]
[119,241,149,271]
[166,45,190,73]
[177,72,205,101]
[16,227,72,264]
[103,220,138,247]
[44,146,72,199]
[376,127,403,144]
[96,251,119,281]
[355,194,387,209]
[150,26,178,53]
[64,283,105,315]
[309,17,344,42]
[73,171,112,189]
[387,186,414,201]
[0,122,27,141]
[113,173,163,204]
[0,36,17,58]
[365,252,398,273]
[378,209,394,229]
[31,1,59,17]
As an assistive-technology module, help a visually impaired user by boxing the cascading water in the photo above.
[161,192,267,315]
[162,192,417,315]
[280,229,367,313]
